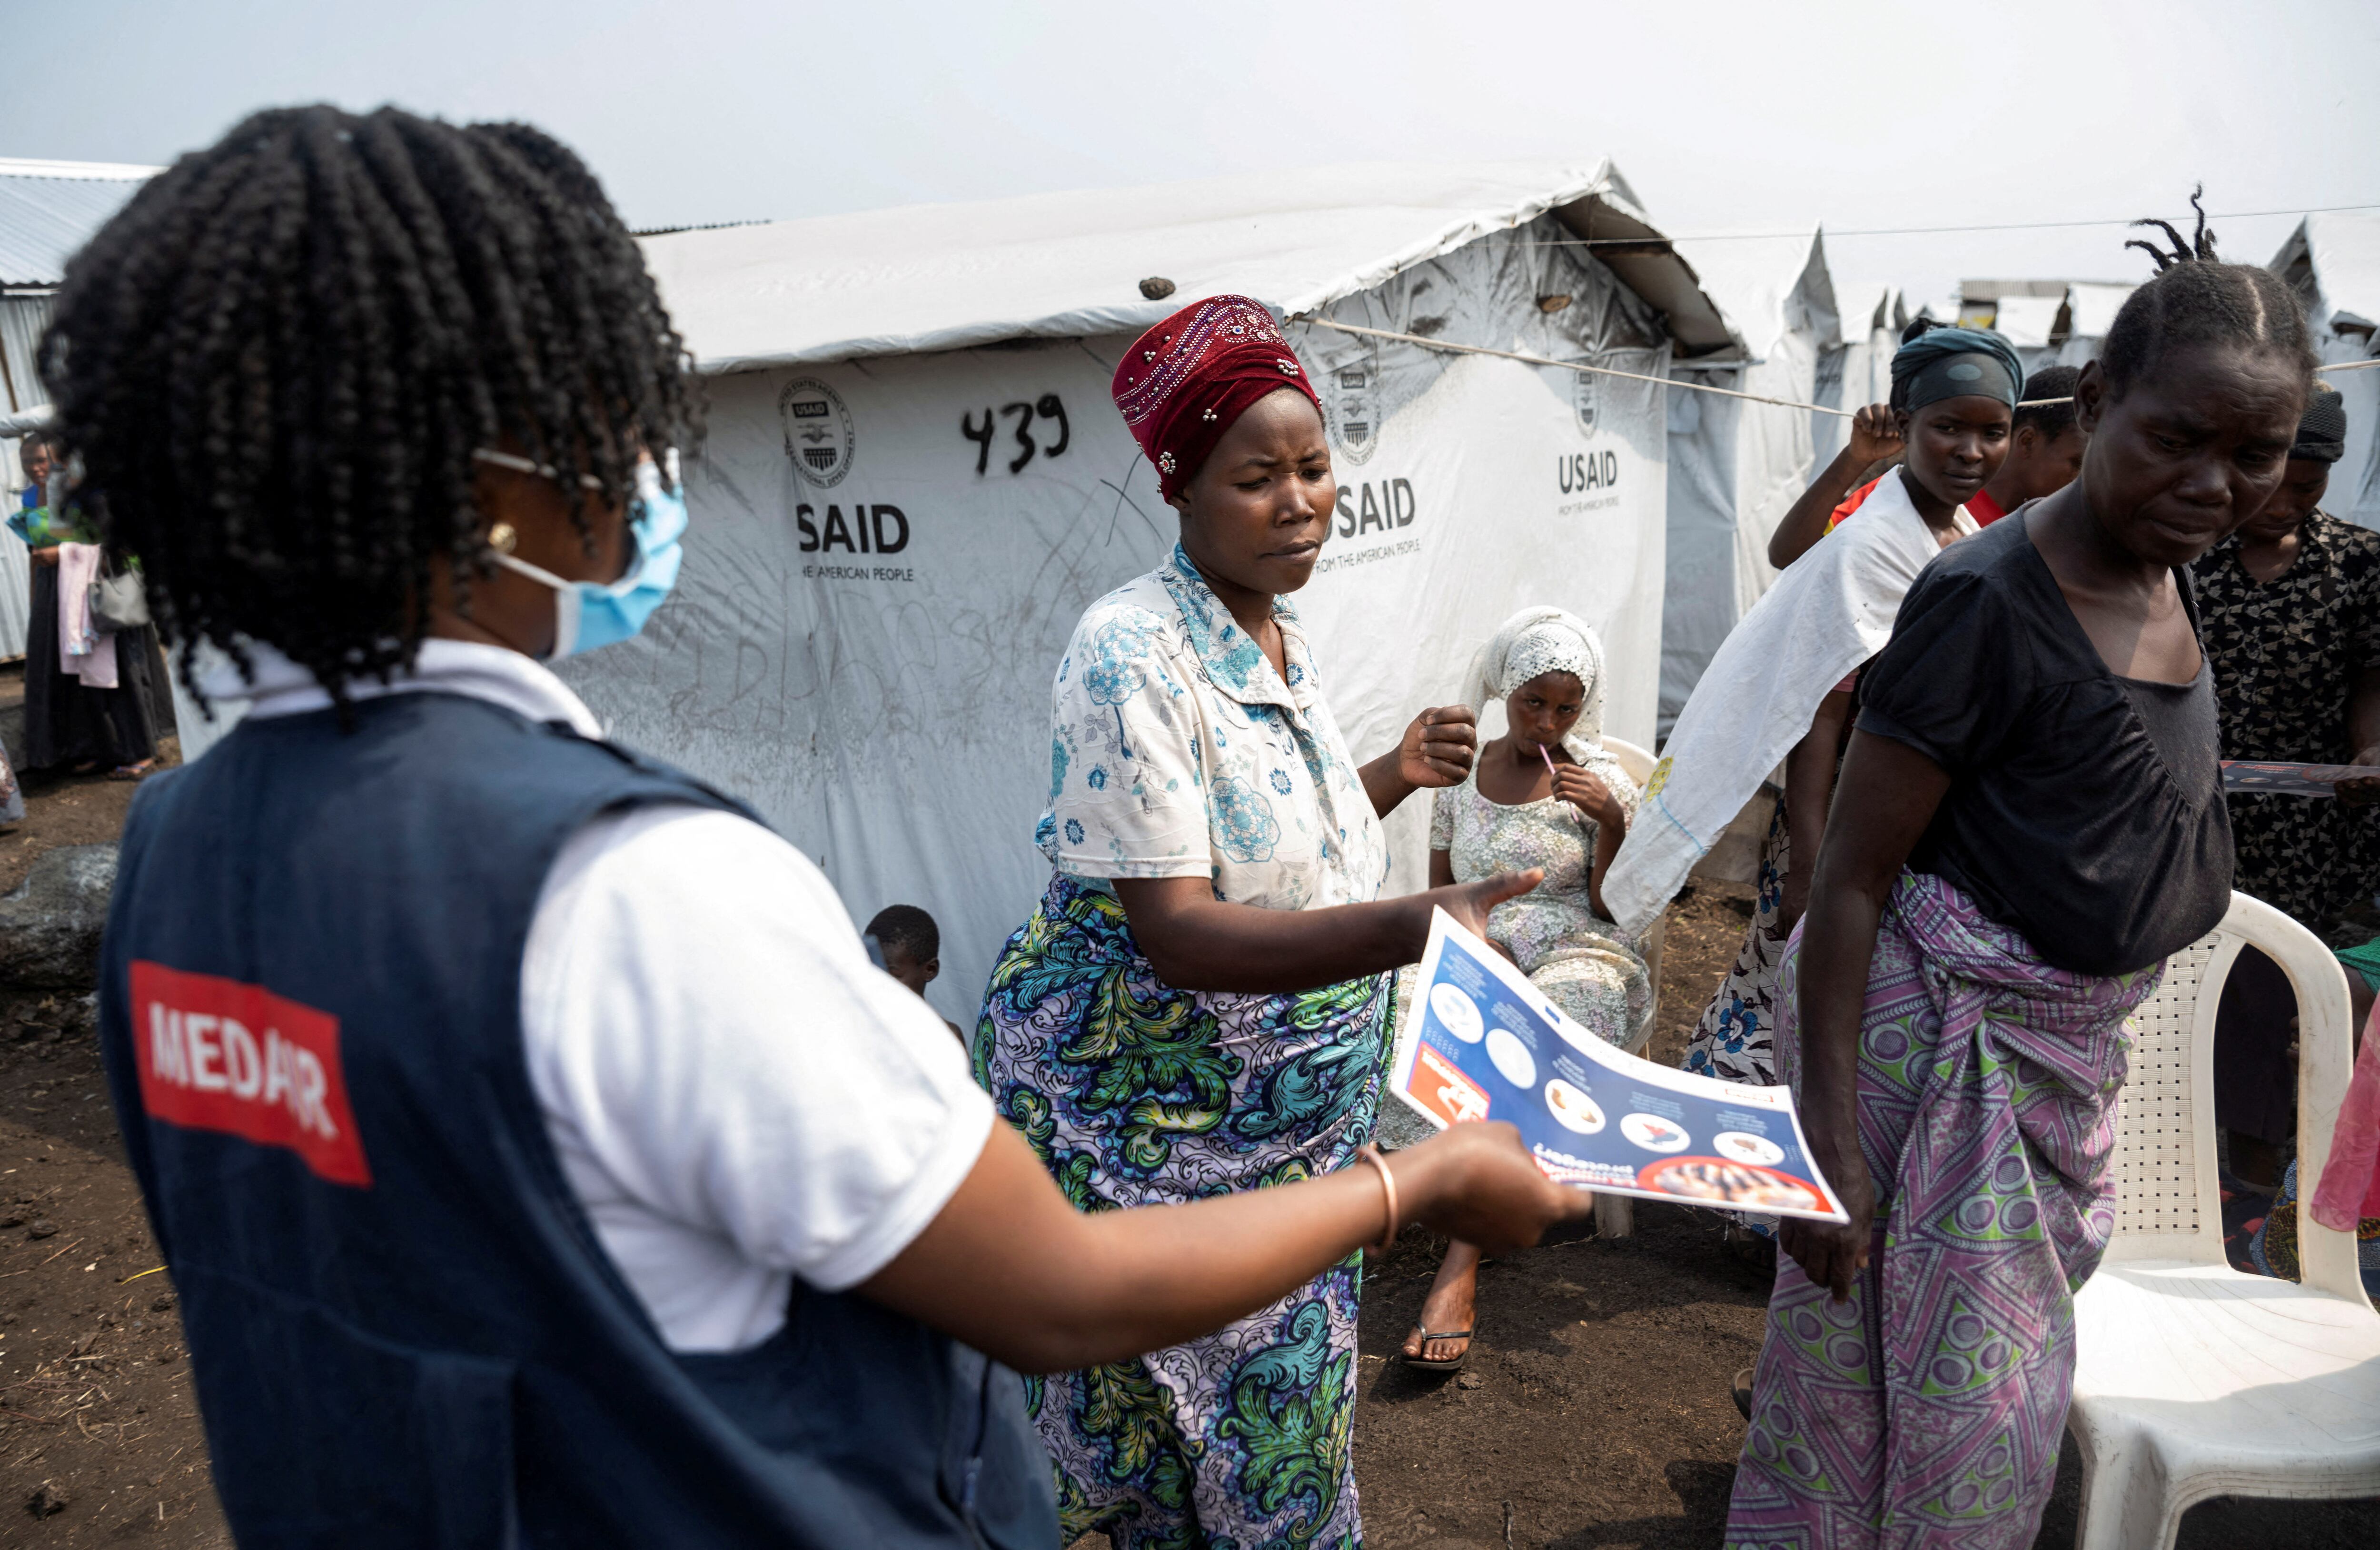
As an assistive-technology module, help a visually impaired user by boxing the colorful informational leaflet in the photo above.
[1390,908,1847,1224]
[2221,760,2380,797]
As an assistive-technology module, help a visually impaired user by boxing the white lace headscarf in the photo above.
[1463,606,1636,799]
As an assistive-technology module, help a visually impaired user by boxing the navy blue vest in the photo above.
[97,692,1055,1549]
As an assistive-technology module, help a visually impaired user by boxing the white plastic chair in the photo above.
[2067,891,2380,1550]
[1595,735,1666,1238]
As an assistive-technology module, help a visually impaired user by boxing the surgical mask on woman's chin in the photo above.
[475,452,687,660]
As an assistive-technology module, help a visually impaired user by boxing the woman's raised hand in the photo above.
[1847,403,1905,470]
[1396,1120,1591,1254]
[1397,705,1478,787]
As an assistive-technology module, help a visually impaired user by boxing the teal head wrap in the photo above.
[1890,324,2025,415]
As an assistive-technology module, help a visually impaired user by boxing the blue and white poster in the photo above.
[1392,909,1847,1223]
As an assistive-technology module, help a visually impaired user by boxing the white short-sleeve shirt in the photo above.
[1037,544,1389,909]
[210,639,992,1352]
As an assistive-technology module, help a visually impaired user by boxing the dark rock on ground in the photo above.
[0,845,115,990]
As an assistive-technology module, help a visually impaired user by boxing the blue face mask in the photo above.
[473,450,687,659]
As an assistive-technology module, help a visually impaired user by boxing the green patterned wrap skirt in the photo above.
[974,873,1388,1550]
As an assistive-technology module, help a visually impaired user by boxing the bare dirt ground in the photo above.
[0,755,2365,1544]
[0,743,231,1546]
[1339,886,2380,1550]
[1068,883,2380,1550]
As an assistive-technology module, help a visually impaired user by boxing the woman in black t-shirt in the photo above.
[1726,227,2317,1547]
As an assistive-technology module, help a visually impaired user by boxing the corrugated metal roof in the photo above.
[0,167,153,287]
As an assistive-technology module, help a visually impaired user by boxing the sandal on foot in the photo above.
[1732,1367,1756,1421]
[108,761,154,781]
[1402,1325,1473,1372]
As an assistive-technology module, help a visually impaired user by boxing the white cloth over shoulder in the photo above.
[1601,473,1977,935]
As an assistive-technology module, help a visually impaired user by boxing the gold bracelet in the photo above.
[1356,1143,1399,1252]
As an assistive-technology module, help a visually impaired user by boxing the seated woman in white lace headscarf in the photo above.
[1397,606,1649,1369]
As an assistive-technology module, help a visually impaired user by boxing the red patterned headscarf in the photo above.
[1110,296,1323,500]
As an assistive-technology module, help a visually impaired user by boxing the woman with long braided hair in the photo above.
[45,108,697,700]
[59,106,1583,1548]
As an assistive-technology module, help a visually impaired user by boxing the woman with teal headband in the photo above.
[1675,320,2020,1112]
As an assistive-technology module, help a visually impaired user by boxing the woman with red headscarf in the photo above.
[977,296,1540,1547]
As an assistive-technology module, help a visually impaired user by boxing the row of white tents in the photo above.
[594,161,1719,1017]
[1954,278,2140,375]
[6,159,2377,1023]
[588,173,2380,1017]
[2275,211,2380,532]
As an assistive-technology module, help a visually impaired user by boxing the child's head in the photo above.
[865,905,941,998]
[1999,366,2087,506]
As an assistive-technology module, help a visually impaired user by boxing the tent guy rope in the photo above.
[1294,317,2380,416]
[1295,317,1859,416]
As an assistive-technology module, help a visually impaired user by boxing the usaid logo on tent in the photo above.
[780,378,857,488]
[1573,370,1600,438]
[1330,355,1380,466]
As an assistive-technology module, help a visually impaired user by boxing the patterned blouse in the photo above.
[1038,543,1389,910]
[1428,755,1636,916]
[2192,511,2380,938]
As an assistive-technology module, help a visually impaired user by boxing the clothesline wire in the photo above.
[1541,200,2380,246]
[1293,317,2380,418]
[1297,318,1855,416]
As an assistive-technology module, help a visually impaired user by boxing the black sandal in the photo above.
[1402,1324,1474,1372]
[1732,1367,1757,1420]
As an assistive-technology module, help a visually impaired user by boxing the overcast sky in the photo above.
[28,0,2380,313]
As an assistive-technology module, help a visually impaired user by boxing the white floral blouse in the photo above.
[1428,756,1650,1044]
[1038,544,1389,910]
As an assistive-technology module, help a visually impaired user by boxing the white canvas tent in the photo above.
[1657,230,1833,734]
[1956,278,2138,376]
[562,161,1732,1023]
[2057,282,2138,367]
[2272,211,2380,530]
[1810,282,1908,468]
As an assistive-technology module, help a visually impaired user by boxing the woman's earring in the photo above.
[486,522,519,555]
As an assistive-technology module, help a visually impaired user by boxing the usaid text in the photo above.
[1336,478,1415,537]
[797,502,909,554]
[1559,452,1621,494]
